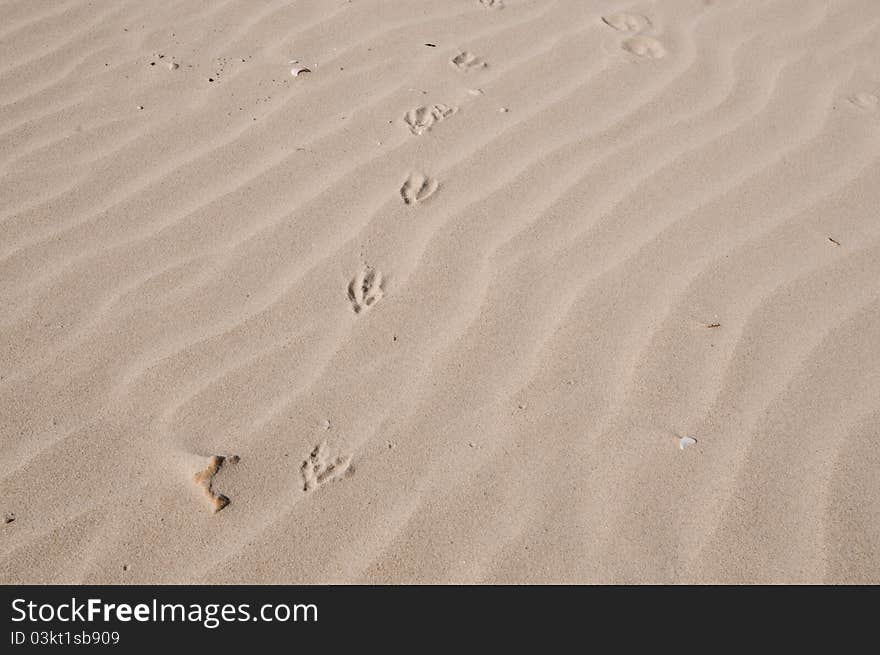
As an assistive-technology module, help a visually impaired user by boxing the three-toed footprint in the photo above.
[601,13,651,33]
[601,12,667,59]
[451,51,487,72]
[301,443,352,492]
[348,267,384,313]
[400,173,439,205]
[404,103,458,135]
[849,92,878,111]
[621,35,666,59]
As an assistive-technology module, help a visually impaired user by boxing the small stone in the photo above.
[137,105,144,110]
[168,62,179,70]
[321,419,331,430]
[499,107,509,113]
[679,436,697,450]
[4,513,14,524]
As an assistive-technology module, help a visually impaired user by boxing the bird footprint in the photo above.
[601,13,651,33]
[404,103,458,135]
[301,443,352,492]
[601,13,665,59]
[450,51,487,72]
[400,173,438,205]
[621,35,667,59]
[348,267,384,313]
[849,92,878,111]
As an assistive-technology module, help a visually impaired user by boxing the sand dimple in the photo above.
[622,35,667,59]
[601,13,651,33]
[348,268,385,313]
[193,455,240,513]
[400,173,439,205]
[404,104,458,135]
[451,51,487,72]
[301,443,352,492]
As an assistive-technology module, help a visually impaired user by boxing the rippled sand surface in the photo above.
[2,0,879,583]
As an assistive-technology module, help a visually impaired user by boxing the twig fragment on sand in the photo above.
[193,455,240,513]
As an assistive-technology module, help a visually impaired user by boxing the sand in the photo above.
[1,0,879,584]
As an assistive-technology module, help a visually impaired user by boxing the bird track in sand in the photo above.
[403,104,458,135]
[600,12,667,59]
[301,443,352,492]
[400,173,438,205]
[601,13,652,33]
[621,35,667,59]
[450,51,487,72]
[848,92,878,111]
[348,268,385,313]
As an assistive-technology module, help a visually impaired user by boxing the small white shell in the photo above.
[679,436,697,450]
[291,67,311,77]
